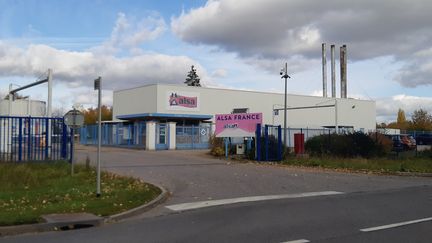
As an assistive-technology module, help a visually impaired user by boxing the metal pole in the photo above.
[71,128,75,175]
[322,43,327,98]
[27,97,31,116]
[96,77,102,197]
[47,69,52,117]
[47,69,53,158]
[331,45,336,98]
[340,45,347,98]
[284,63,287,147]
[8,84,12,116]
[335,99,339,134]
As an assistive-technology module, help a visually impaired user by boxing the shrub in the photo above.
[368,132,393,156]
[305,132,391,158]
[209,135,225,156]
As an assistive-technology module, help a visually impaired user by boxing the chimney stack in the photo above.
[331,45,336,98]
[340,45,347,98]
[322,43,327,98]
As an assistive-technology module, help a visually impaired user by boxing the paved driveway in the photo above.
[76,145,432,216]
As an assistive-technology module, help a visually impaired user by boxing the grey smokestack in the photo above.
[322,43,327,98]
[340,45,347,98]
[331,44,336,98]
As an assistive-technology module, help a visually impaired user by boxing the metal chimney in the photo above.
[322,43,327,97]
[331,45,336,98]
[340,45,347,98]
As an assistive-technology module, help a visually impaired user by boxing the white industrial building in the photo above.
[113,83,376,131]
[109,83,376,150]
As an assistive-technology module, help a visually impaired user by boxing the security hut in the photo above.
[112,83,375,150]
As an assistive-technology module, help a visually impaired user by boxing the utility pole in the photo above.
[280,63,291,147]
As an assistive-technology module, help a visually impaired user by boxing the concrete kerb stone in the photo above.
[0,184,169,237]
[106,184,169,223]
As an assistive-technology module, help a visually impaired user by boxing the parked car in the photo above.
[384,134,416,151]
[415,133,432,145]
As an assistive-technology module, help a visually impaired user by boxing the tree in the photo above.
[396,108,409,130]
[184,65,201,87]
[410,109,432,131]
[83,105,113,125]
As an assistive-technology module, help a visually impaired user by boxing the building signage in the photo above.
[167,91,200,111]
[215,113,262,137]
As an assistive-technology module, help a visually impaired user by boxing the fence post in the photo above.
[278,125,282,161]
[61,122,67,159]
[27,118,31,160]
[288,128,291,148]
[256,124,261,161]
[69,128,73,163]
[44,118,49,159]
[265,125,269,161]
[18,117,23,162]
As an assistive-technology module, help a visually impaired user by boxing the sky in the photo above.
[0,0,431,122]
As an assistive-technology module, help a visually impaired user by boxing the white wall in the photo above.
[114,84,376,130]
[113,85,158,121]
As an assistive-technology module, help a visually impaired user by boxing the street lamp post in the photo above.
[280,63,291,147]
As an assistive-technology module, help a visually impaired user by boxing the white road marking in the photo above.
[360,217,432,232]
[166,191,344,211]
[280,239,310,243]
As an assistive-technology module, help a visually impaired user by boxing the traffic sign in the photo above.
[64,109,84,128]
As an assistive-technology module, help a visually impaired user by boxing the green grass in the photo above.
[282,156,432,173]
[0,161,161,226]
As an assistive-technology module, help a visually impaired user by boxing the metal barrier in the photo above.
[176,125,211,149]
[256,124,282,161]
[80,122,146,148]
[284,127,335,147]
[0,116,71,162]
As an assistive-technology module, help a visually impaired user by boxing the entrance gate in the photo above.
[256,124,282,161]
[0,116,71,162]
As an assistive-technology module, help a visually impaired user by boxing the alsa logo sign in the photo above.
[169,93,197,108]
[166,91,200,111]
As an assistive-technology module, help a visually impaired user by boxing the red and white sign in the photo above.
[215,113,262,137]
[166,91,200,111]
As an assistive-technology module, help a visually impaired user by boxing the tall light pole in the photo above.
[280,63,291,147]
[94,76,102,197]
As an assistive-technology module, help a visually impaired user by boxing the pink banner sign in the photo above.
[215,113,262,137]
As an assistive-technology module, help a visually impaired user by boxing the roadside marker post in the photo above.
[64,108,84,175]
[94,77,102,198]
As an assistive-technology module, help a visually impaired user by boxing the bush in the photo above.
[305,132,391,158]
[209,135,225,157]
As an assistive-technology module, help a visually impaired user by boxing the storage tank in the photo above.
[0,99,46,116]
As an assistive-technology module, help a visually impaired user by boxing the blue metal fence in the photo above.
[80,122,146,148]
[284,127,336,147]
[0,116,71,162]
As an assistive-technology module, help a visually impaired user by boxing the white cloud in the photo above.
[211,68,227,78]
[171,0,432,87]
[376,94,432,122]
[0,42,210,90]
[91,12,167,55]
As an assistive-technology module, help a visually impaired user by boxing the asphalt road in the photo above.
[3,185,431,243]
[2,146,432,242]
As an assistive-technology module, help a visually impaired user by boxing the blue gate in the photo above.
[176,125,211,149]
[0,116,71,162]
[256,124,282,161]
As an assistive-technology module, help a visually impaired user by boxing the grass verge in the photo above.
[0,161,161,226]
[282,156,432,174]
